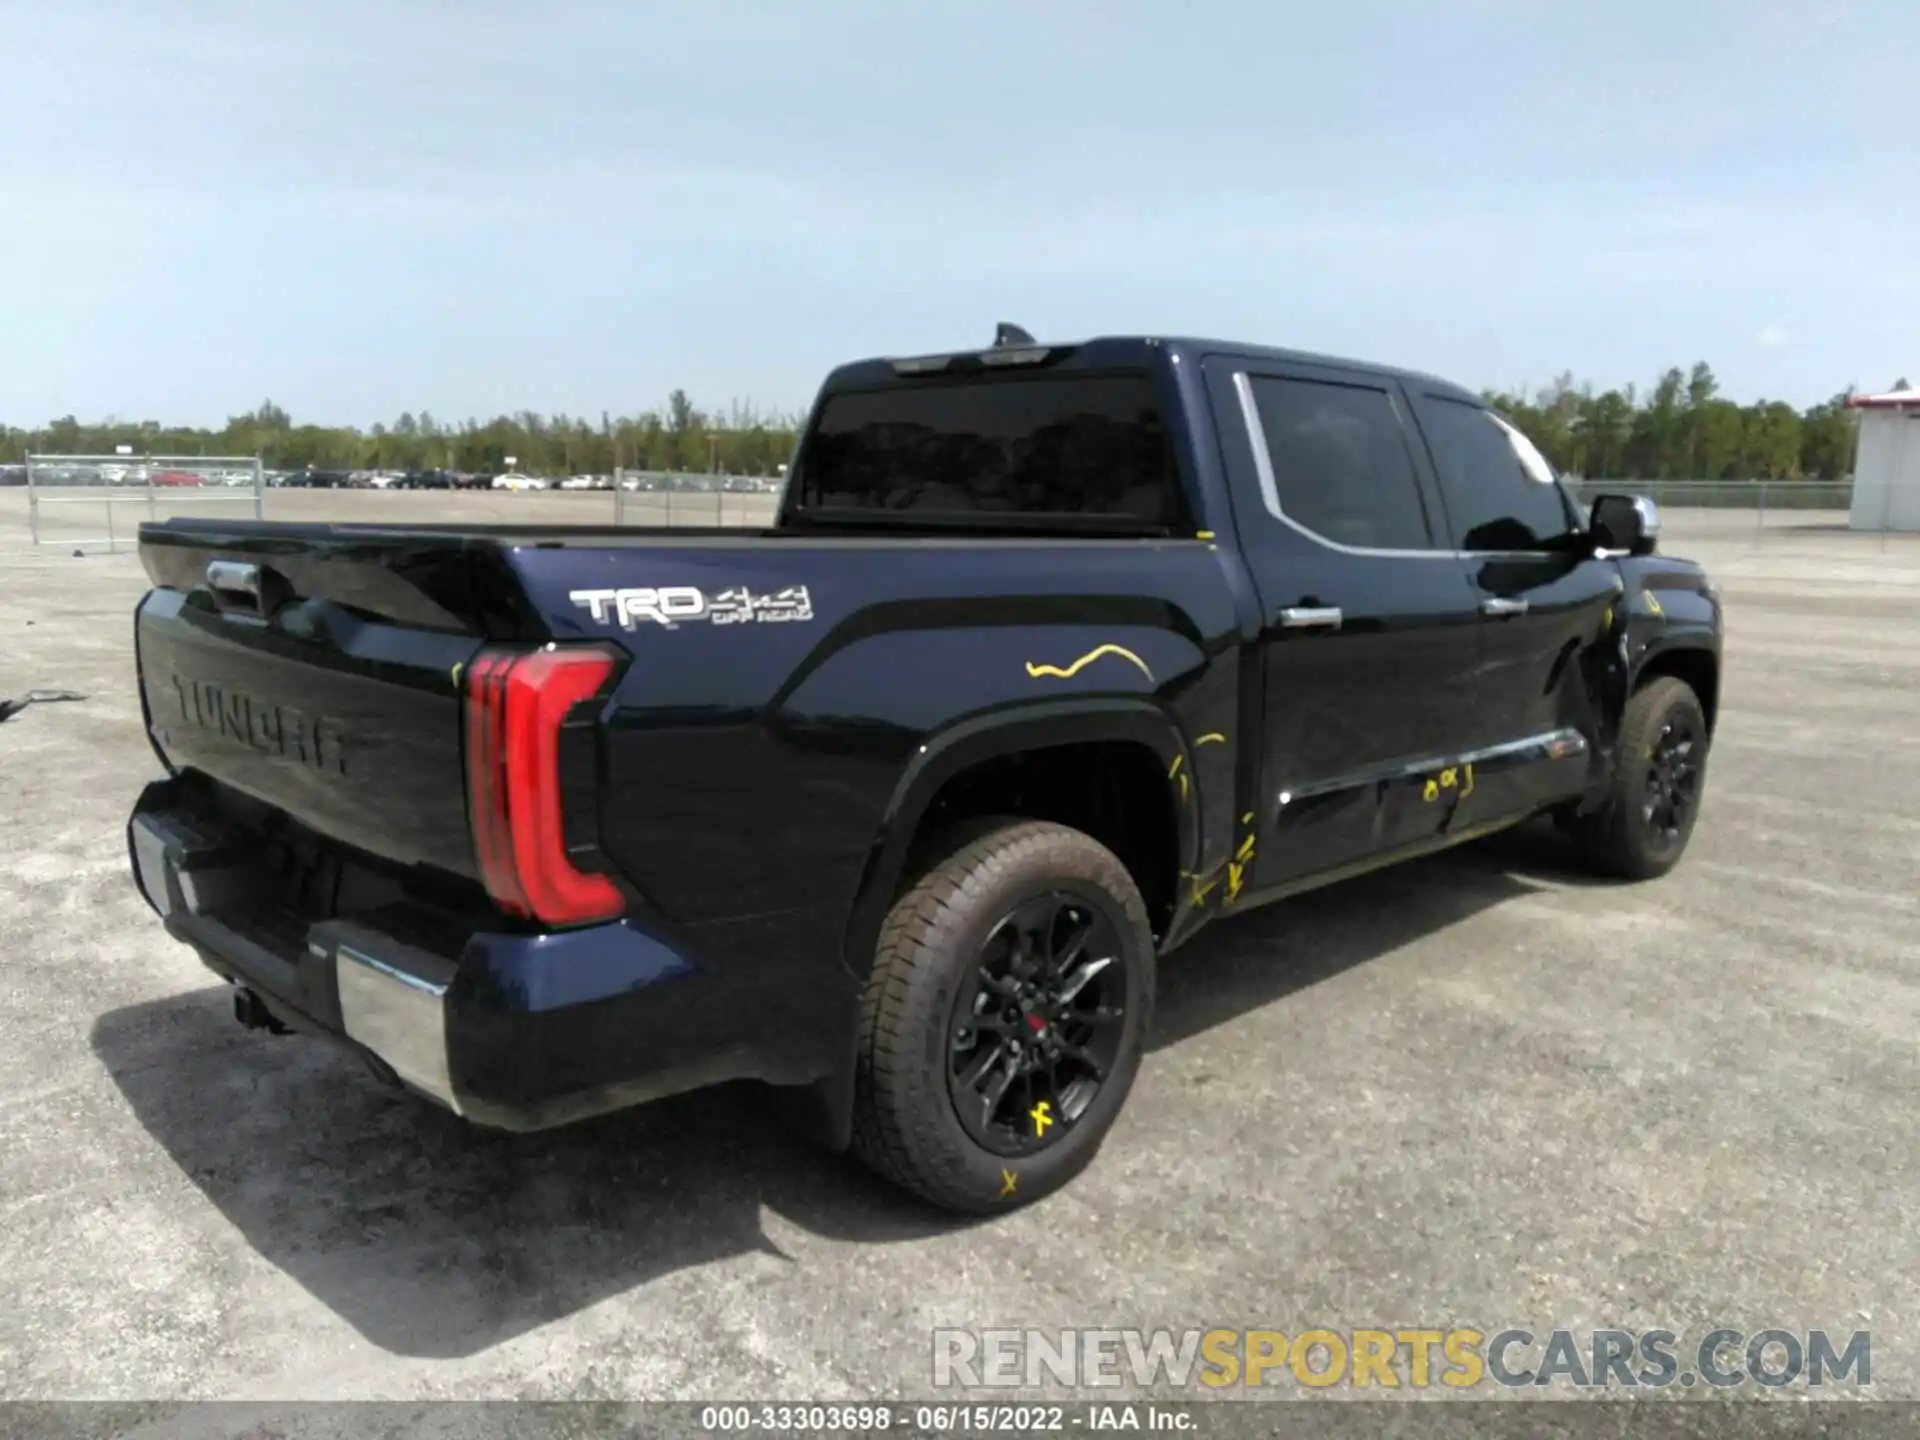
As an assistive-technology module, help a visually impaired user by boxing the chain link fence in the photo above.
[1560,478,1920,558]
[25,454,263,553]
[612,470,783,528]
[1563,479,1852,544]
[1562,478,1850,513]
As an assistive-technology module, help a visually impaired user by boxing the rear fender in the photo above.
[840,698,1193,986]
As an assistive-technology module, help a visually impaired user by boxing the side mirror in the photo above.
[1588,493,1660,556]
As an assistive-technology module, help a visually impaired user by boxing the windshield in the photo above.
[790,372,1180,525]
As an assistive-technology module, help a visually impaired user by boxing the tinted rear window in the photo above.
[793,374,1179,523]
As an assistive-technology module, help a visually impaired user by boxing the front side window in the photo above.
[1414,395,1577,551]
[1247,375,1436,550]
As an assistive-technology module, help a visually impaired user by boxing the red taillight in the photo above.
[463,645,624,926]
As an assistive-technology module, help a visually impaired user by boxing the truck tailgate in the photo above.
[135,527,488,879]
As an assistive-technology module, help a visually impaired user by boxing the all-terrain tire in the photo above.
[1570,676,1711,880]
[850,820,1155,1213]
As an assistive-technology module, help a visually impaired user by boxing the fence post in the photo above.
[253,457,265,521]
[25,455,37,545]
[1756,481,1767,541]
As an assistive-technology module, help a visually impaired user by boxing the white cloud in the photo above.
[1756,323,1790,349]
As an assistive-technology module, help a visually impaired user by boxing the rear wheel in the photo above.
[1569,676,1710,880]
[851,821,1155,1213]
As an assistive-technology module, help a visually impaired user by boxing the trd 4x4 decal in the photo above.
[569,584,814,630]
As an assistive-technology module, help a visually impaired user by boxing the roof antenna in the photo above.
[993,322,1036,348]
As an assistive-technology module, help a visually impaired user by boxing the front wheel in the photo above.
[851,820,1155,1213]
[1570,676,1711,880]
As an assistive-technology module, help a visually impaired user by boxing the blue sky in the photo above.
[2,0,1914,427]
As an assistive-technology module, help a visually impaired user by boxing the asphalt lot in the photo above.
[2,489,1919,1403]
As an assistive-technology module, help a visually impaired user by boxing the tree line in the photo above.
[1483,363,1884,482]
[0,390,805,477]
[2,362,1889,480]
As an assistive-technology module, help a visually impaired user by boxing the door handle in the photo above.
[1279,606,1343,630]
[1480,597,1529,618]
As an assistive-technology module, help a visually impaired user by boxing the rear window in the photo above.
[792,373,1180,524]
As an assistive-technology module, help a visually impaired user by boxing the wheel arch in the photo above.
[1633,640,1720,735]
[841,700,1193,984]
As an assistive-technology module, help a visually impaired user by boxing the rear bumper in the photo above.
[129,781,849,1131]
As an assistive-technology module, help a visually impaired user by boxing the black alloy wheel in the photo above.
[850,819,1156,1213]
[946,892,1128,1157]
[1568,675,1711,880]
[1642,713,1703,843]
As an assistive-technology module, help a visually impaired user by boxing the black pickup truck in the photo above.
[127,327,1721,1212]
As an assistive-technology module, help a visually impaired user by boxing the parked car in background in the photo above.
[150,471,202,487]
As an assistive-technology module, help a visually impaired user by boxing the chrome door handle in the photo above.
[1480,597,1529,618]
[1279,606,1343,630]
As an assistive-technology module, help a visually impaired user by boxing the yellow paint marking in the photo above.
[1024,644,1155,683]
[1241,811,1254,825]
[999,1168,1019,1199]
[1422,763,1476,803]
[1168,754,1184,778]
[1195,732,1227,746]
[1195,530,1216,540]
[1235,835,1256,862]
[450,662,464,688]
[1226,861,1246,903]
[1188,870,1221,907]
[1030,1101,1054,1138]
[1644,591,1664,616]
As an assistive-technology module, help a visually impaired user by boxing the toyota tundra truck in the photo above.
[125,327,1722,1212]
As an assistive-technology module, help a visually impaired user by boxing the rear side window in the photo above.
[1412,395,1577,550]
[794,374,1178,522]
[1246,376,1435,549]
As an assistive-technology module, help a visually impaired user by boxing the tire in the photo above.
[1570,676,1711,880]
[851,820,1156,1213]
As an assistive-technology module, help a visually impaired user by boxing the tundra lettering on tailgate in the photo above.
[570,584,814,630]
[169,676,348,775]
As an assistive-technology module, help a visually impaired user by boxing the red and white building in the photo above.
[1847,385,1920,532]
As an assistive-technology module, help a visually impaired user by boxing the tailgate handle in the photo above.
[205,560,290,618]
[206,560,260,603]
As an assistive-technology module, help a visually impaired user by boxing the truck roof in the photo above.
[821,334,1484,406]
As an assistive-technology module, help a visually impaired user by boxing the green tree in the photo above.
[1573,389,1633,478]
[1799,392,1859,480]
